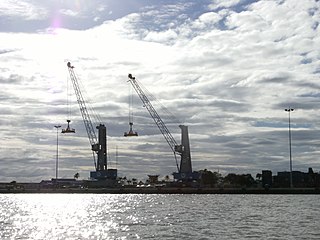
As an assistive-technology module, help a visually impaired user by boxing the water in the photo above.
[0,194,319,239]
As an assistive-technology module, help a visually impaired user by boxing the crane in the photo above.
[127,74,200,181]
[66,62,117,180]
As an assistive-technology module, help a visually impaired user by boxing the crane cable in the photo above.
[71,67,101,169]
[75,69,103,126]
[138,78,180,125]
[129,82,133,124]
[133,78,180,172]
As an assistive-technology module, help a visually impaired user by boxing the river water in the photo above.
[0,194,319,239]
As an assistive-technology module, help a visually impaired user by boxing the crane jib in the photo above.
[66,62,117,181]
[127,75,189,173]
[67,65,98,146]
[130,78,178,152]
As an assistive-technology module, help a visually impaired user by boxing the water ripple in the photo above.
[0,194,320,239]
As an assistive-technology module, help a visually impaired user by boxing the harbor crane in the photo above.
[66,62,117,180]
[127,74,200,181]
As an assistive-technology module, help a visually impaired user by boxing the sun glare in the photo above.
[7,194,124,239]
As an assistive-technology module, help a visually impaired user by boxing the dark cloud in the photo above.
[258,76,291,84]
[295,81,320,89]
[273,101,320,111]
[299,92,320,98]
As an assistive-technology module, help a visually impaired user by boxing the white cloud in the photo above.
[209,0,242,10]
[191,12,222,29]
[0,0,47,20]
[144,29,178,43]
[0,0,320,182]
[59,9,79,17]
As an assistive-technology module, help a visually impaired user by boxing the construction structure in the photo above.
[127,74,200,182]
[66,62,117,181]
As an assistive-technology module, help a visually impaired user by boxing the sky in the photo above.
[0,0,320,182]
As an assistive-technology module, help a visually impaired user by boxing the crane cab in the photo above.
[61,120,75,133]
[124,122,138,137]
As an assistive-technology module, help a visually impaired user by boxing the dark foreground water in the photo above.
[0,194,319,239]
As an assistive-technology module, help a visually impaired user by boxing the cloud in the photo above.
[0,0,48,20]
[144,29,178,43]
[0,48,18,55]
[0,74,24,84]
[59,9,79,17]
[0,0,319,182]
[209,0,243,10]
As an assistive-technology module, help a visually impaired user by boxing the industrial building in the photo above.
[262,168,320,188]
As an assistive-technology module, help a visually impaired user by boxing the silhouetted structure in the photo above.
[147,175,159,184]
[263,168,320,188]
[262,170,272,188]
[224,173,255,187]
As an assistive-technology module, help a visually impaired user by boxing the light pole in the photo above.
[54,125,61,181]
[285,108,294,188]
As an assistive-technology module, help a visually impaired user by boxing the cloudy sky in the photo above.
[0,0,319,182]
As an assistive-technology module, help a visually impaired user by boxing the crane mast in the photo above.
[127,74,199,181]
[67,62,116,180]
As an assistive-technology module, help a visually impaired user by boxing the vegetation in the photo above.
[199,169,221,187]
[197,170,256,188]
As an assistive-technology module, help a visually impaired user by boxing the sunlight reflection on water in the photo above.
[1,194,320,239]
[1,194,128,239]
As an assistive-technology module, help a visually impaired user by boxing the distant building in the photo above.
[40,178,82,188]
[315,173,320,188]
[273,171,290,188]
[262,170,272,187]
[271,168,320,188]
[147,175,159,184]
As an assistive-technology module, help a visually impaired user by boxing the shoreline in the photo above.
[1,187,320,194]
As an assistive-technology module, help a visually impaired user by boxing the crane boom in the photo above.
[67,62,98,150]
[127,74,200,183]
[128,74,179,155]
[67,62,110,176]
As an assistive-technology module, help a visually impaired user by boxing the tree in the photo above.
[74,172,80,179]
[224,173,237,186]
[224,173,255,187]
[199,169,220,187]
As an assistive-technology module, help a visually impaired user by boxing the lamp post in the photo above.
[54,125,61,181]
[285,108,294,188]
